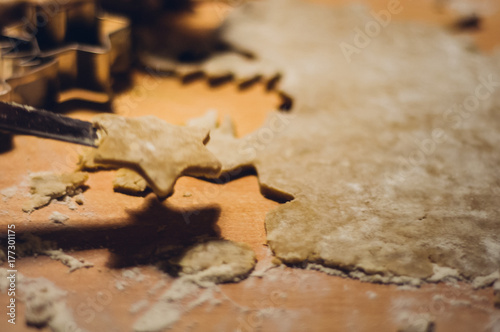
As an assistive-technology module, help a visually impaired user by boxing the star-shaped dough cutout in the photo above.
[187,110,292,176]
[92,114,221,198]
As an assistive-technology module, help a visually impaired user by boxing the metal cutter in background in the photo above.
[0,0,131,107]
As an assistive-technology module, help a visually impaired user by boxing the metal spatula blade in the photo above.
[0,101,98,147]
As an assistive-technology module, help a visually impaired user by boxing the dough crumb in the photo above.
[183,192,192,197]
[49,211,69,224]
[113,168,148,194]
[74,193,85,205]
[22,172,88,213]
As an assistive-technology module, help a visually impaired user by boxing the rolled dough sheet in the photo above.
[177,0,500,280]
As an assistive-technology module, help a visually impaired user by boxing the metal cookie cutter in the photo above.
[0,0,131,107]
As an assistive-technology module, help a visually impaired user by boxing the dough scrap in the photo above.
[91,114,222,198]
[22,172,88,213]
[182,0,500,281]
[175,239,257,283]
[113,168,149,194]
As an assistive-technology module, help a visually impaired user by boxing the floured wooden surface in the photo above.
[91,114,221,198]
[168,0,500,280]
[0,268,83,332]
[1,1,500,331]
[134,240,256,332]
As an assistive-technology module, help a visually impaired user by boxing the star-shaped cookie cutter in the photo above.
[0,0,131,107]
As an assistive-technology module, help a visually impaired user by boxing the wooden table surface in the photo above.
[1,1,499,331]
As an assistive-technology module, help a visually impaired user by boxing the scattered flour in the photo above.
[134,240,256,331]
[43,250,94,273]
[122,268,145,282]
[148,280,167,296]
[1,186,17,202]
[5,234,93,273]
[427,265,462,283]
[115,280,127,291]
[307,263,422,286]
[130,300,150,314]
[395,312,435,332]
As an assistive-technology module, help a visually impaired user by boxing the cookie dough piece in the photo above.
[175,239,256,283]
[22,172,88,213]
[113,168,148,194]
[91,114,222,198]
